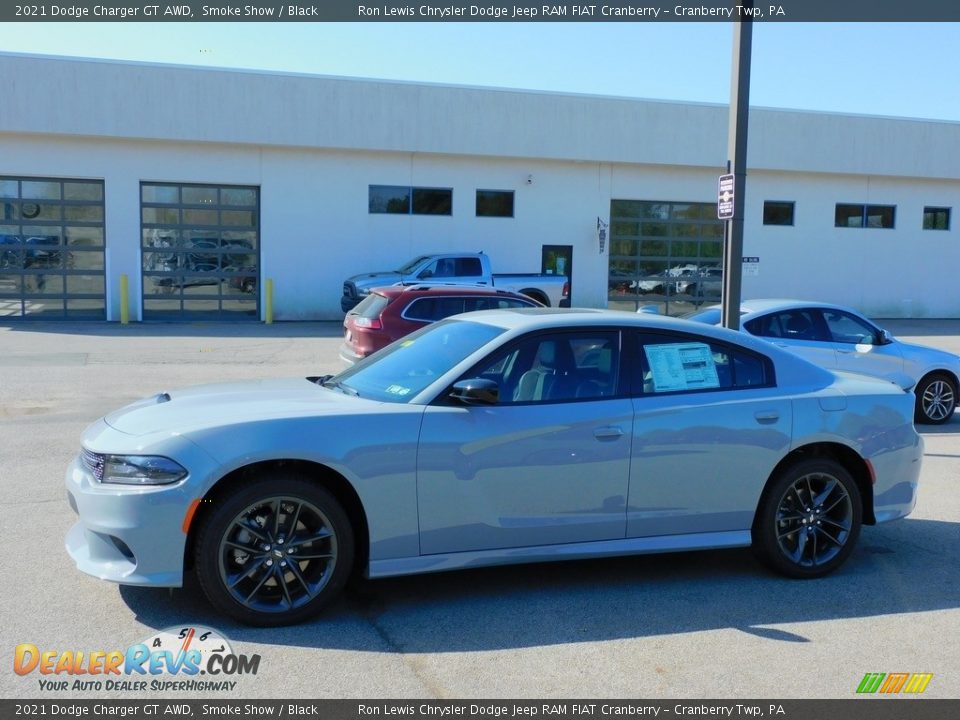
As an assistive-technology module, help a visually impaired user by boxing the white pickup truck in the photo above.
[340,252,569,312]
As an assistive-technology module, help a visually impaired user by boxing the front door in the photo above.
[417,330,631,555]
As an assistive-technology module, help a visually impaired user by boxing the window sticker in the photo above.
[384,384,412,396]
[644,342,720,392]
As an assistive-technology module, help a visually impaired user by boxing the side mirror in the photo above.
[450,378,499,405]
[878,328,894,345]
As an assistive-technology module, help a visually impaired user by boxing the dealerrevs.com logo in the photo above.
[13,626,261,692]
[856,672,934,695]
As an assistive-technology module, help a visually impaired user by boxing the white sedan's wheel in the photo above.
[915,373,957,425]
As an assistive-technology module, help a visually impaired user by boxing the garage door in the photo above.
[0,177,106,319]
[141,182,259,320]
[607,200,724,316]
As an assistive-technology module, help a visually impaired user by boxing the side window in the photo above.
[636,332,772,395]
[822,310,878,345]
[462,297,492,313]
[434,259,456,278]
[745,310,828,342]
[468,331,620,404]
[417,260,438,279]
[455,257,483,276]
[404,297,466,322]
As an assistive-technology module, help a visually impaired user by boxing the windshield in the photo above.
[680,308,722,324]
[331,319,506,402]
[397,256,430,274]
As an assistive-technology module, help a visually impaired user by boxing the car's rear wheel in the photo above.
[194,474,354,626]
[915,372,957,424]
[753,458,862,578]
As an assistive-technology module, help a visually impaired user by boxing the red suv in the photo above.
[339,284,542,364]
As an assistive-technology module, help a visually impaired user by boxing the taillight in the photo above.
[562,281,570,298]
[353,317,382,330]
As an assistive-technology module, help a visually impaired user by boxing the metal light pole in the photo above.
[721,4,753,330]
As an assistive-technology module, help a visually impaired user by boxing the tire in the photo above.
[752,458,862,579]
[194,473,354,626]
[520,289,549,307]
[914,372,957,425]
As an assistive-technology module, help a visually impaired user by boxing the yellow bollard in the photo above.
[119,274,129,325]
[265,278,273,324]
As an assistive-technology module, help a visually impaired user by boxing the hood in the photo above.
[103,378,370,437]
[347,270,404,292]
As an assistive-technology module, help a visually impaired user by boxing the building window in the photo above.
[0,175,106,319]
[762,201,794,226]
[141,182,259,320]
[476,190,514,217]
[835,204,895,229]
[412,188,452,215]
[369,185,452,215]
[923,207,951,230]
[368,185,410,214]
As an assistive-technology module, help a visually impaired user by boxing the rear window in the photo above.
[454,257,483,276]
[680,308,722,325]
[635,332,773,394]
[352,292,392,319]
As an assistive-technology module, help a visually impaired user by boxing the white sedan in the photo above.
[685,299,959,424]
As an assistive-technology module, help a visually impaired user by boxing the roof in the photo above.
[738,299,861,315]
[371,284,536,299]
[457,306,761,341]
[4,53,960,179]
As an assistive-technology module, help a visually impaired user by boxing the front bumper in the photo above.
[65,454,192,587]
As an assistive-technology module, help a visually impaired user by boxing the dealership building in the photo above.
[1,52,958,321]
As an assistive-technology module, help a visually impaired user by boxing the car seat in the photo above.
[513,340,577,402]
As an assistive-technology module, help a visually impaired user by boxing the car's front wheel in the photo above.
[194,474,354,626]
[915,372,957,425]
[752,458,862,579]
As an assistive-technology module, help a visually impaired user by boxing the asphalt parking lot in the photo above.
[1,317,958,700]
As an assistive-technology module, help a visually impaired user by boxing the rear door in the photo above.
[626,331,792,538]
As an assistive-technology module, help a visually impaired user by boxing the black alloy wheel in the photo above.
[753,458,862,579]
[195,474,354,626]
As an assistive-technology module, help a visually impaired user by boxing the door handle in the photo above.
[754,411,780,424]
[593,426,624,440]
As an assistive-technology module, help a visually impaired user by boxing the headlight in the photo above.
[100,455,188,486]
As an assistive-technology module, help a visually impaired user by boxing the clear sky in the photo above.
[5,22,960,122]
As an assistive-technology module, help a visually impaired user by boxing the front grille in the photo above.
[80,448,104,483]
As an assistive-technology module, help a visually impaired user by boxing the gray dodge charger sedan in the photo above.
[66,309,923,625]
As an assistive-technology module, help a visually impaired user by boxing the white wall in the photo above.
[263,150,615,318]
[741,171,960,317]
[2,53,960,319]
